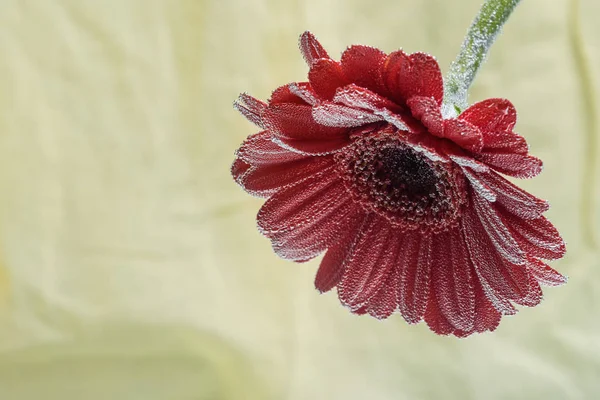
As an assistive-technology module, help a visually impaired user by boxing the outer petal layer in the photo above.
[476,152,543,179]
[431,230,476,331]
[271,195,362,261]
[257,163,340,236]
[234,93,267,128]
[528,258,567,286]
[366,266,401,320]
[459,98,517,133]
[235,131,308,166]
[315,213,368,293]
[337,216,391,310]
[462,196,530,305]
[398,233,432,324]
[263,103,350,154]
[239,156,334,198]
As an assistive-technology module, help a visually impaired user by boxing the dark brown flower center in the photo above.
[335,130,467,233]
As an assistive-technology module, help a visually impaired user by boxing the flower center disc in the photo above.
[335,131,467,233]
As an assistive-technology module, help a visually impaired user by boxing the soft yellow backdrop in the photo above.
[0,0,598,399]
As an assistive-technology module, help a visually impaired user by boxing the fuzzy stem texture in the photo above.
[442,0,522,118]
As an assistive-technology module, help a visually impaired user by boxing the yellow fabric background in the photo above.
[0,0,598,399]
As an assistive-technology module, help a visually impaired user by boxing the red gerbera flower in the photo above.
[232,32,566,337]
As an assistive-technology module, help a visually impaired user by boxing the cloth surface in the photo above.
[0,0,599,399]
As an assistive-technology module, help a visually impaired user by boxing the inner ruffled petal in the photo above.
[406,96,444,136]
[340,45,388,96]
[308,58,349,100]
[443,119,484,152]
[383,50,444,106]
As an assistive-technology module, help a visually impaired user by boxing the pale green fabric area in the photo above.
[0,0,598,399]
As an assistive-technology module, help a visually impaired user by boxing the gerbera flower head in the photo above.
[232,32,566,337]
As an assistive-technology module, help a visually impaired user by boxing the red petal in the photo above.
[430,230,476,331]
[332,84,410,130]
[366,265,401,320]
[234,93,267,128]
[402,132,450,163]
[513,273,543,307]
[383,51,443,105]
[406,96,443,136]
[444,145,490,172]
[263,103,349,153]
[478,171,549,219]
[344,224,403,309]
[308,58,349,100]
[398,233,432,324]
[353,306,368,315]
[257,164,341,236]
[448,156,489,172]
[472,191,526,265]
[340,45,387,95]
[476,152,543,178]
[462,167,498,202]
[333,84,400,111]
[312,102,383,127]
[477,275,518,315]
[272,197,362,261]
[459,98,517,133]
[270,82,316,105]
[299,31,330,66]
[239,156,334,198]
[482,131,529,154]
[462,201,530,304]
[231,158,251,183]
[288,83,319,105]
[472,283,503,333]
[449,278,504,337]
[528,257,567,286]
[338,217,391,310]
[273,136,350,155]
[424,286,455,336]
[451,328,475,338]
[502,213,566,260]
[236,131,307,166]
[443,119,484,152]
[315,213,368,293]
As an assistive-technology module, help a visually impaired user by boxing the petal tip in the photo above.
[234,93,267,128]
[299,31,330,66]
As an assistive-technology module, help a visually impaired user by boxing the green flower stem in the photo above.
[442,0,522,118]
